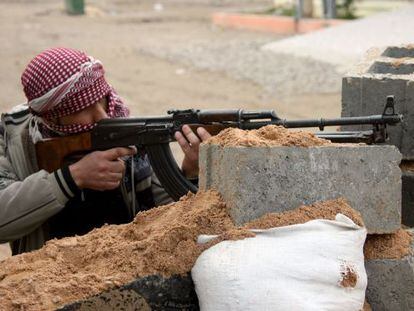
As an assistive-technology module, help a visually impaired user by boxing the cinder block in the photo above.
[365,229,414,311]
[341,45,414,160]
[402,168,414,227]
[199,144,401,234]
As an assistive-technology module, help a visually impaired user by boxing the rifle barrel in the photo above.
[242,115,402,130]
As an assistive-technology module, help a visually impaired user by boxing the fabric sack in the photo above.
[192,214,367,311]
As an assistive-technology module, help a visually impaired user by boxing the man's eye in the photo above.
[101,101,108,111]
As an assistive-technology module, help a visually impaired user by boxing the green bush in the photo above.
[336,0,357,19]
[259,5,295,17]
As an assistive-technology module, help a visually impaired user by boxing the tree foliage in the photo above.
[336,0,357,19]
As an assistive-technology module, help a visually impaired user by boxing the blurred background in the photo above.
[0,0,413,259]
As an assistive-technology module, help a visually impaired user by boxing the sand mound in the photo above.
[0,191,411,310]
[364,229,412,260]
[206,125,332,147]
[244,198,364,229]
[0,191,233,310]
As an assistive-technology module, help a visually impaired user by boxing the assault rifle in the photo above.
[36,95,402,201]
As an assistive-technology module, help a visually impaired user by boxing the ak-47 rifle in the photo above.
[36,95,402,201]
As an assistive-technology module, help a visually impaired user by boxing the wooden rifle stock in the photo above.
[35,132,92,173]
[34,124,228,173]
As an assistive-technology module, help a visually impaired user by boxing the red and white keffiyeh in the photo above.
[21,47,129,138]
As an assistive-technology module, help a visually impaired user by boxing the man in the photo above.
[0,47,210,254]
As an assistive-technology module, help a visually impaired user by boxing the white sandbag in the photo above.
[192,214,367,311]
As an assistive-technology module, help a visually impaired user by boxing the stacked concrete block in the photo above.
[199,144,401,234]
[341,45,414,227]
[341,46,414,158]
[199,142,412,310]
[365,229,414,311]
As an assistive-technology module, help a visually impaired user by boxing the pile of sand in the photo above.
[206,125,332,147]
[244,198,364,229]
[0,191,233,310]
[364,229,412,260]
[0,191,411,310]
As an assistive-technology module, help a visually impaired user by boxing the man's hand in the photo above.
[69,147,137,191]
[174,125,211,178]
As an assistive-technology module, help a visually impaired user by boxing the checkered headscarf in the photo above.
[22,47,129,135]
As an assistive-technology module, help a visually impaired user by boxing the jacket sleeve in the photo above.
[0,131,78,243]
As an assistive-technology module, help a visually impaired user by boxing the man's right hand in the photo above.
[69,147,137,191]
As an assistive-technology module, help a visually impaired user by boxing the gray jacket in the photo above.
[0,105,172,254]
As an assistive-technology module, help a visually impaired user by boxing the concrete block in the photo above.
[383,46,414,59]
[341,76,362,119]
[402,168,414,227]
[341,45,414,160]
[199,144,401,234]
[365,229,414,311]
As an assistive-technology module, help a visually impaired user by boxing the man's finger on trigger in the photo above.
[119,146,138,161]
[128,145,137,154]
[104,147,136,160]
[197,127,212,141]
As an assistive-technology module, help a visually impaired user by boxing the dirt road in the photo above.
[0,0,341,117]
[0,0,342,260]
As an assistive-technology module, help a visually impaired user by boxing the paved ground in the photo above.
[264,4,414,71]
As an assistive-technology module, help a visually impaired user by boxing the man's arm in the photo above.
[0,129,75,242]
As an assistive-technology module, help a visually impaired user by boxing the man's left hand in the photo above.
[174,125,211,178]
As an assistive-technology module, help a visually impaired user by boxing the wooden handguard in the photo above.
[35,132,92,173]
